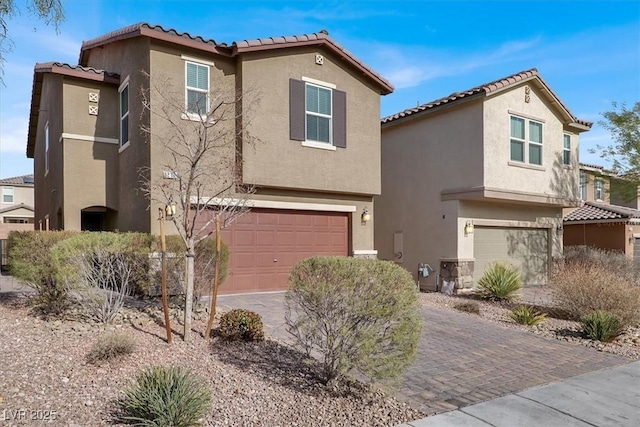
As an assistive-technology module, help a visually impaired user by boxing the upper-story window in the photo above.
[2,187,14,204]
[119,78,130,148]
[579,172,587,200]
[510,116,543,166]
[289,77,346,150]
[306,83,332,144]
[45,123,50,174]
[563,134,571,166]
[185,61,209,116]
[595,178,604,201]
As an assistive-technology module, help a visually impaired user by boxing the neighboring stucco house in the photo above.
[26,23,393,294]
[375,69,592,292]
[563,163,640,257]
[0,175,35,239]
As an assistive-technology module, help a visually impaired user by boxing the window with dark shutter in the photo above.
[333,90,346,148]
[289,79,305,141]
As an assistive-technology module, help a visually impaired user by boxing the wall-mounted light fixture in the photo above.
[361,208,371,223]
[464,221,474,235]
[164,202,176,219]
[556,224,564,236]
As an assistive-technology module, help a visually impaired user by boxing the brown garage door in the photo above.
[218,209,349,294]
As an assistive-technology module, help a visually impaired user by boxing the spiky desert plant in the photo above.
[87,333,136,364]
[509,305,546,326]
[581,311,625,343]
[476,262,522,301]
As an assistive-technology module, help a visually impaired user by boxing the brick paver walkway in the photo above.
[219,292,629,415]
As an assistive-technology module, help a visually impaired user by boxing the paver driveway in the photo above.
[217,292,628,415]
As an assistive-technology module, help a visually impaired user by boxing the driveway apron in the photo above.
[217,293,629,415]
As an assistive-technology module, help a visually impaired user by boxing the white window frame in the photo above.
[562,134,571,166]
[595,178,604,201]
[304,81,333,145]
[579,172,587,200]
[2,186,14,204]
[44,122,50,175]
[119,76,130,151]
[184,60,210,119]
[509,115,543,166]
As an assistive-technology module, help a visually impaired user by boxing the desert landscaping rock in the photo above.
[0,294,422,426]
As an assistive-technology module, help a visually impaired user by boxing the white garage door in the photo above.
[473,227,549,286]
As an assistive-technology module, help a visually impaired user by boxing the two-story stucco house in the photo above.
[563,163,640,257]
[0,175,35,239]
[375,69,592,292]
[27,23,393,294]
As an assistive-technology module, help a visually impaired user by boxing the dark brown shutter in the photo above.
[333,89,346,148]
[289,79,305,141]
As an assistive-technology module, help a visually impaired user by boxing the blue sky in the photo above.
[1,0,639,178]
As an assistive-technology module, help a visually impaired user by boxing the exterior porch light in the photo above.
[556,224,564,236]
[165,202,176,218]
[361,208,371,223]
[464,221,474,235]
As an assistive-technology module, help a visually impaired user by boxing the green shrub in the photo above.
[476,262,522,301]
[581,311,625,342]
[285,256,422,385]
[509,305,546,326]
[7,230,78,314]
[120,366,211,426]
[453,300,480,314]
[87,333,136,364]
[219,309,265,341]
[550,257,640,326]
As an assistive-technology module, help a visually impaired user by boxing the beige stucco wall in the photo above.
[84,37,152,232]
[240,48,381,196]
[376,100,484,284]
[0,185,33,211]
[34,73,64,230]
[483,83,579,201]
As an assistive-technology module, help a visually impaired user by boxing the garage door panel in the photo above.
[213,209,348,294]
[474,227,548,286]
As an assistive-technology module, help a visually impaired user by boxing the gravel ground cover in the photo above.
[0,294,423,426]
[420,292,640,360]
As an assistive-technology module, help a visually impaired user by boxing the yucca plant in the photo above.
[510,305,546,326]
[476,262,522,301]
[581,311,625,343]
[120,366,211,426]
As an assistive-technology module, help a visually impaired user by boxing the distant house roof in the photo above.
[0,203,34,215]
[78,23,393,94]
[0,175,35,187]
[27,63,121,158]
[381,68,592,129]
[564,201,640,223]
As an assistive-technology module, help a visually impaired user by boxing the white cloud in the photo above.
[0,115,28,154]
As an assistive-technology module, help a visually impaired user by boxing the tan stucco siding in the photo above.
[0,186,33,211]
[240,48,381,196]
[61,138,118,230]
[483,84,579,201]
[62,79,118,139]
[34,73,64,229]
[85,37,152,232]
[147,43,237,235]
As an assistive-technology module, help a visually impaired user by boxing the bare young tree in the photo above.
[140,71,257,341]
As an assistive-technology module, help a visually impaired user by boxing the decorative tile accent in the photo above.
[88,105,98,116]
[315,54,324,65]
[88,92,99,103]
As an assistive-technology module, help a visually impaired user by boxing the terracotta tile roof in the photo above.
[232,30,393,94]
[381,68,593,127]
[564,201,640,223]
[0,175,34,186]
[579,162,605,170]
[78,23,393,94]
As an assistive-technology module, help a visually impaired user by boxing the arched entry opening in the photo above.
[80,206,117,231]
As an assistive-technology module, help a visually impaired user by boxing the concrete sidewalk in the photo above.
[400,360,640,426]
